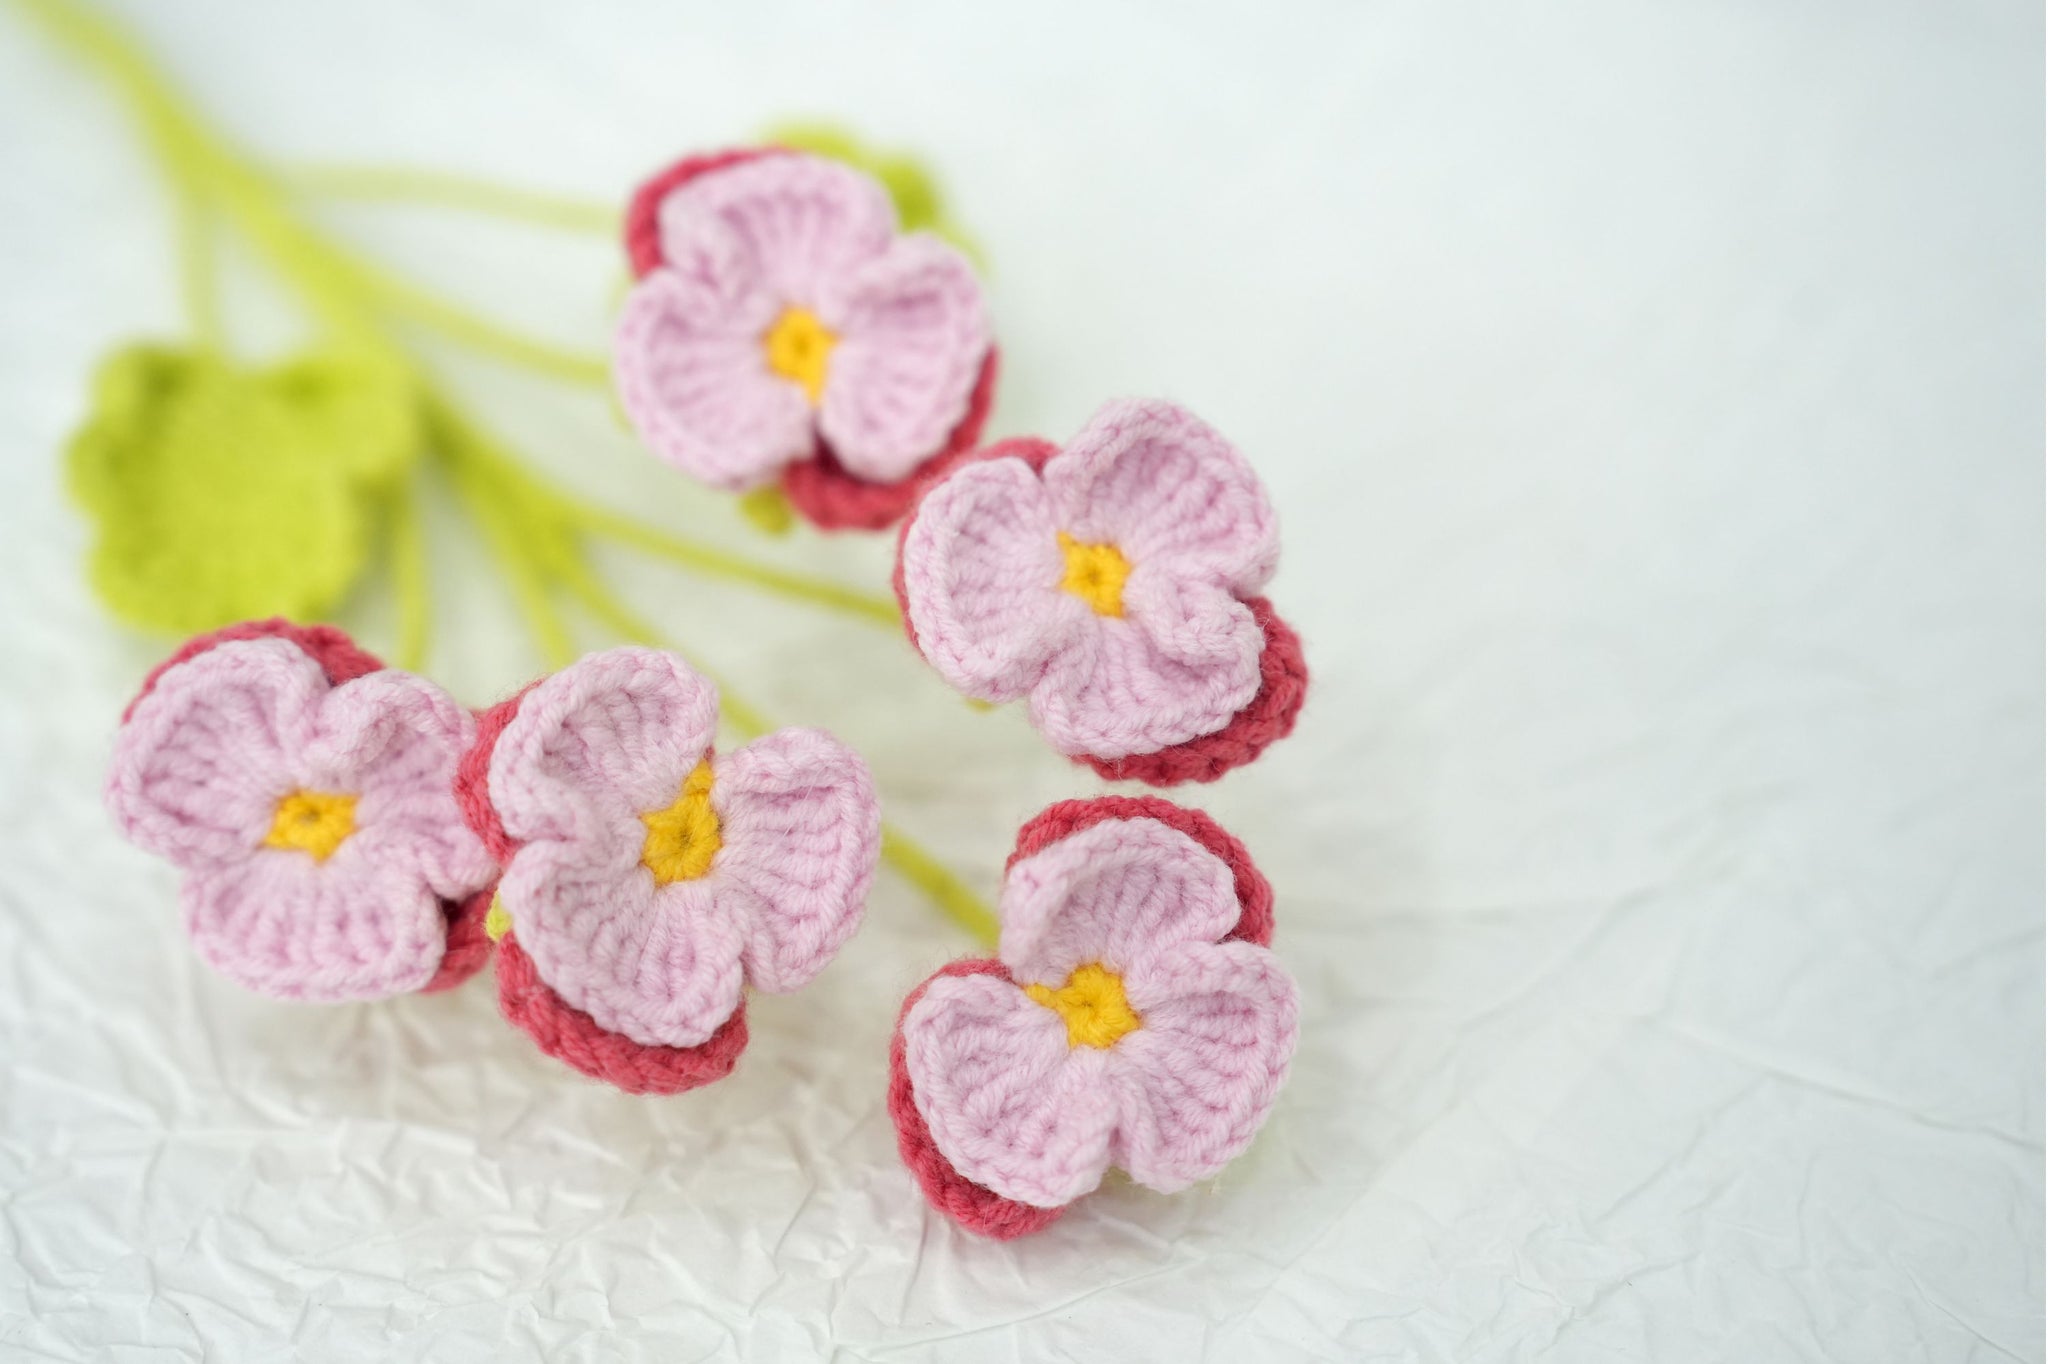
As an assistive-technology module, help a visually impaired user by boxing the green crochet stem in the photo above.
[279,162,619,235]
[19,0,998,948]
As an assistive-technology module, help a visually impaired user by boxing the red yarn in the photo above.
[782,349,1001,532]
[622,146,783,278]
[1008,796,1274,947]
[891,434,1060,652]
[123,617,384,721]
[1081,598,1307,787]
[422,886,497,993]
[495,933,749,1095]
[887,958,1069,1239]
[453,683,539,867]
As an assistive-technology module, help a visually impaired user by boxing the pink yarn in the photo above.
[780,348,999,532]
[496,932,749,1095]
[463,647,880,1057]
[107,633,499,1001]
[887,958,1068,1240]
[623,147,784,280]
[895,399,1306,782]
[613,151,992,526]
[422,887,497,994]
[1008,795,1274,947]
[891,802,1298,1228]
[1079,597,1308,786]
[123,616,382,721]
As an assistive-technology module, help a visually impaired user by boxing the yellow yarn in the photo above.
[66,344,418,635]
[263,789,358,861]
[1025,962,1142,1049]
[763,306,836,406]
[640,761,723,884]
[1057,533,1131,617]
[484,895,512,943]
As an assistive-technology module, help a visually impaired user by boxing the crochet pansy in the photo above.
[889,797,1298,1239]
[456,646,881,1095]
[615,148,997,532]
[895,399,1308,785]
[105,620,499,1002]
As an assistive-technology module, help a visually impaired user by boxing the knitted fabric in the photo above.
[778,349,998,532]
[422,887,497,994]
[614,150,994,531]
[895,400,1307,783]
[890,800,1299,1233]
[1008,795,1274,947]
[495,932,748,1095]
[1079,597,1308,786]
[107,627,498,1001]
[457,647,880,1085]
[123,617,384,721]
[68,345,417,634]
[886,958,1068,1241]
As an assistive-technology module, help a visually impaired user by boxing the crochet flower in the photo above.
[896,399,1308,785]
[614,148,996,532]
[106,619,498,1002]
[456,646,881,1095]
[889,797,1297,1239]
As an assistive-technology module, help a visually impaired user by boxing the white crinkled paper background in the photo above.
[0,1,2038,1360]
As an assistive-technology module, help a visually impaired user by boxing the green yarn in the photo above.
[67,344,417,635]
[737,485,797,536]
[765,121,986,267]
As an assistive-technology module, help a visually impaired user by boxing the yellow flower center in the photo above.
[1025,962,1142,1049]
[640,761,723,885]
[1057,532,1131,617]
[263,789,357,862]
[763,306,837,406]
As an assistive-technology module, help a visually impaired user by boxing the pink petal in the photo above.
[1120,564,1270,673]
[1044,399,1279,594]
[655,152,896,306]
[997,817,1242,987]
[498,831,747,1049]
[615,269,814,488]
[901,971,1120,1207]
[300,670,496,901]
[1109,940,1300,1192]
[898,456,1075,700]
[107,639,321,870]
[1027,609,1263,760]
[488,648,719,847]
[182,848,447,1001]
[707,728,880,993]
[817,236,991,482]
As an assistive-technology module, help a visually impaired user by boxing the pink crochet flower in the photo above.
[106,620,499,1002]
[615,148,996,532]
[895,399,1308,786]
[455,646,881,1094]
[889,797,1298,1239]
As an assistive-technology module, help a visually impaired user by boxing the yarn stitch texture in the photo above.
[615,149,996,531]
[69,346,418,634]
[106,620,499,1001]
[455,646,880,1091]
[889,799,1299,1236]
[895,399,1308,783]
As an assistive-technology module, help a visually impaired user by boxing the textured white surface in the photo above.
[0,2,2040,1360]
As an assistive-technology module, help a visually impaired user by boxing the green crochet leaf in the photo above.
[66,344,420,635]
[764,121,986,267]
